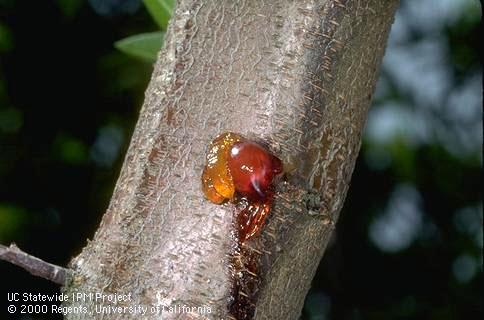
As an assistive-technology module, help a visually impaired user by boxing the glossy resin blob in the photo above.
[201,132,283,242]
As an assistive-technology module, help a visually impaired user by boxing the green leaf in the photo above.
[143,0,175,29]
[115,32,165,62]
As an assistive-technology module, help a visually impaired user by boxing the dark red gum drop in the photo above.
[226,141,282,242]
[228,141,282,201]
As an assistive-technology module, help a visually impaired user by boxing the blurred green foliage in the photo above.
[0,22,13,52]
[52,133,89,165]
[0,204,27,242]
[55,0,83,19]
[0,0,481,319]
[143,0,175,29]
[115,31,165,62]
[0,107,22,133]
[115,0,173,62]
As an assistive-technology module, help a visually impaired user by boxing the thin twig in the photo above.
[0,243,68,285]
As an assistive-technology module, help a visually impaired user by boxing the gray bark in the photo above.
[62,0,399,319]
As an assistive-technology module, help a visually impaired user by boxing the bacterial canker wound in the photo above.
[201,132,283,242]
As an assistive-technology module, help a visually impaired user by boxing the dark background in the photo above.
[0,0,481,319]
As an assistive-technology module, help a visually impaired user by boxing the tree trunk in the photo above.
[62,0,399,319]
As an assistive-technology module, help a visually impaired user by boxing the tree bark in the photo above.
[62,0,399,319]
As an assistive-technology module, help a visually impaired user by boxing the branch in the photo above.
[62,0,399,319]
[0,243,68,285]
